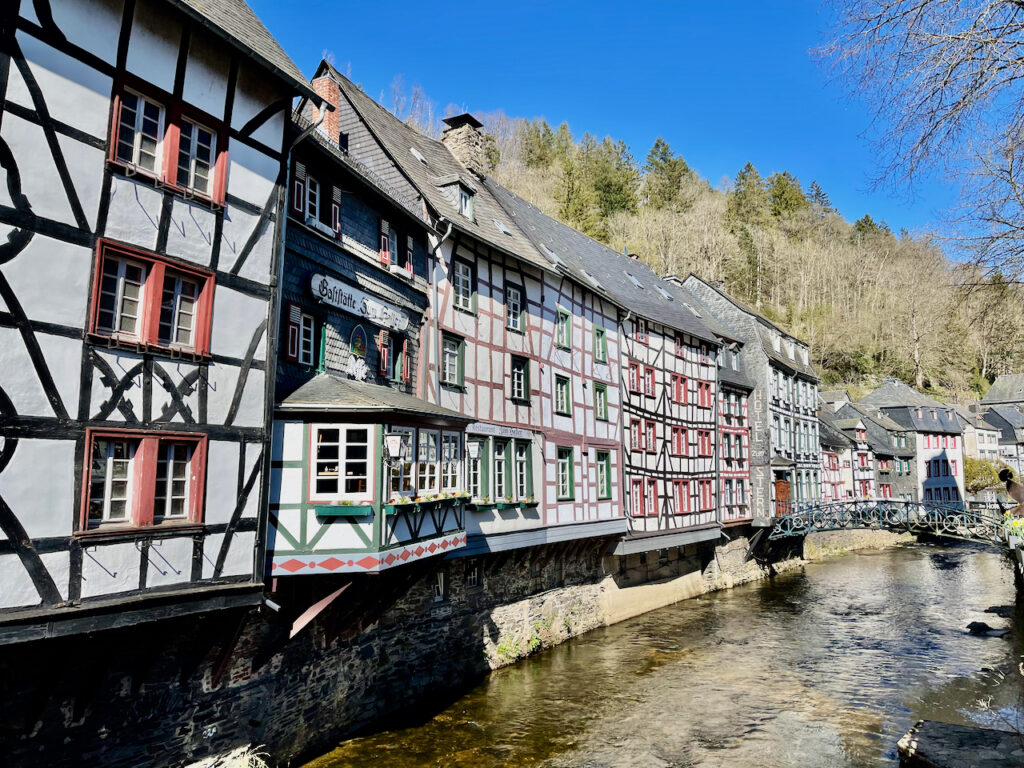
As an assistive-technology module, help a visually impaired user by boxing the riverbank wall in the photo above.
[0,528,910,768]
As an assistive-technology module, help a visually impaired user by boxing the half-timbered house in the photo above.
[265,110,472,577]
[0,0,322,642]
[683,275,821,520]
[834,418,875,498]
[818,406,853,500]
[837,402,917,502]
[305,63,626,560]
[857,380,964,504]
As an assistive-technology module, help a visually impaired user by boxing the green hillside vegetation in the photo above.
[476,114,1024,400]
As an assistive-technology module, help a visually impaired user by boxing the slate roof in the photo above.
[985,405,1024,443]
[167,0,318,99]
[858,378,942,408]
[818,407,855,450]
[950,404,1001,434]
[322,63,552,272]
[683,274,819,381]
[484,181,719,344]
[982,373,1024,405]
[820,389,851,405]
[837,402,915,457]
[278,373,472,425]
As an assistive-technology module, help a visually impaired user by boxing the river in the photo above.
[306,544,1023,768]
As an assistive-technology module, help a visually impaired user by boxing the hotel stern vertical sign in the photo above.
[312,273,410,332]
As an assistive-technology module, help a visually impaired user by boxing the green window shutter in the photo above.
[568,447,575,499]
[481,438,490,499]
[457,337,466,386]
[524,442,533,496]
[317,323,326,372]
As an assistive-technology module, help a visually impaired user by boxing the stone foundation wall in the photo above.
[0,528,904,768]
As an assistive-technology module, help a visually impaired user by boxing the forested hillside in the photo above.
[383,81,1024,399]
[473,114,1024,399]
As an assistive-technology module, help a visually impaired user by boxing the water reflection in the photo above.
[306,544,1022,768]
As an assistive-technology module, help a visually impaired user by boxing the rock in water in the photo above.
[966,621,1010,637]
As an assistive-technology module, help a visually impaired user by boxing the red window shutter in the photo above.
[406,234,414,274]
[283,303,300,363]
[379,219,391,265]
[401,339,411,382]
[292,163,306,217]
[378,330,389,374]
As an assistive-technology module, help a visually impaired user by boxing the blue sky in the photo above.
[251,0,955,237]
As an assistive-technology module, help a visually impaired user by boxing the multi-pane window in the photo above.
[388,428,415,496]
[116,90,164,173]
[93,243,212,354]
[635,317,648,344]
[89,438,137,524]
[511,356,529,402]
[632,479,646,516]
[514,441,532,499]
[628,361,642,393]
[453,260,474,312]
[698,430,712,457]
[671,374,688,404]
[298,312,315,367]
[593,326,608,362]
[674,479,690,513]
[155,442,192,519]
[644,366,656,397]
[556,447,574,500]
[595,383,608,421]
[645,421,657,453]
[630,419,643,451]
[97,257,147,339]
[671,426,687,456]
[417,431,439,495]
[506,285,523,331]
[493,440,508,499]
[312,426,371,500]
[158,272,199,348]
[596,450,611,499]
[176,119,216,194]
[556,308,572,349]
[441,334,464,386]
[84,431,205,529]
[555,374,571,415]
[306,176,320,221]
[467,438,486,499]
[697,381,712,408]
[441,432,461,492]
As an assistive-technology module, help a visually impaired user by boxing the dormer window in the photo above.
[459,186,474,219]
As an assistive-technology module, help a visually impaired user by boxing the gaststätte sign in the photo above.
[311,273,410,332]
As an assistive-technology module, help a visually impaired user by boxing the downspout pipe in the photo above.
[428,216,454,405]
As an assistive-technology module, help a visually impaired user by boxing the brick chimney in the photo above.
[441,113,487,176]
[310,73,340,143]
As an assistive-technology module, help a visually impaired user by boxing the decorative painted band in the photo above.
[271,532,468,574]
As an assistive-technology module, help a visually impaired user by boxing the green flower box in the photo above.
[315,504,375,517]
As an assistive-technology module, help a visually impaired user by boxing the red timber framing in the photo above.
[621,317,720,534]
[719,383,752,525]
[423,230,624,544]
[0,0,319,642]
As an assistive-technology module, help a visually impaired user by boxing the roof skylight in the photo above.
[540,243,564,266]
[493,218,512,235]
[626,272,644,289]
[656,286,674,301]
[410,147,427,165]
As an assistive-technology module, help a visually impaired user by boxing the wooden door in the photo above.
[775,479,791,516]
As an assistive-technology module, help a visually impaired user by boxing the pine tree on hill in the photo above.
[768,171,809,219]
[644,137,693,210]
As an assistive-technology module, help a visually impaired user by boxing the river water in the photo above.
[307,544,1023,768]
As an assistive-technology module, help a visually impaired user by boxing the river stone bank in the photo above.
[898,720,1024,766]
[1,527,915,768]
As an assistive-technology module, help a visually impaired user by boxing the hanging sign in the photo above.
[311,273,410,332]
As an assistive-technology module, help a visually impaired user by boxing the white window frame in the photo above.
[556,447,572,500]
[177,118,216,195]
[467,437,485,500]
[493,439,508,500]
[596,450,611,500]
[453,260,474,312]
[310,425,375,502]
[441,432,462,492]
[595,383,608,421]
[154,441,192,520]
[306,176,320,221]
[441,336,461,386]
[298,312,315,367]
[555,375,571,415]
[515,441,530,499]
[506,285,523,331]
[97,256,148,340]
[388,427,415,497]
[459,186,474,218]
[158,271,199,349]
[556,308,571,348]
[88,438,137,523]
[511,357,527,401]
[417,430,440,496]
[116,89,165,174]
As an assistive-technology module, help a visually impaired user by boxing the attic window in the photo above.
[626,272,644,289]
[458,185,474,219]
[493,218,512,236]
[410,147,427,165]
[656,286,674,301]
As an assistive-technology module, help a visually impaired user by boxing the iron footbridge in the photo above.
[768,499,1010,548]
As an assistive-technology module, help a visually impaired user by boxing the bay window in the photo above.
[441,432,462,492]
[82,429,206,531]
[388,428,415,496]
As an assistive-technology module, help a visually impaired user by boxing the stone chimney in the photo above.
[441,113,487,176]
[310,73,340,143]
